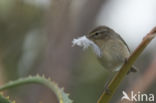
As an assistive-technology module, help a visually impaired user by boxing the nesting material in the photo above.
[72,35,101,57]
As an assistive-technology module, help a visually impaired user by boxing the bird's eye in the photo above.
[94,32,99,36]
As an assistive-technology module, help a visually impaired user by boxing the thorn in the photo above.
[6,96,9,99]
[60,100,63,103]
[48,77,51,81]
[42,74,45,78]
[36,74,40,77]
[12,100,16,103]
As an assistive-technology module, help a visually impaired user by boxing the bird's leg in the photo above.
[124,58,132,74]
[104,73,115,95]
[124,58,128,64]
[124,58,137,74]
[104,81,111,95]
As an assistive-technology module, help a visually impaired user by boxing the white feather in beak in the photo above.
[72,35,102,57]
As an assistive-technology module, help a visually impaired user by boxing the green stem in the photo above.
[0,94,13,103]
[97,27,156,103]
[0,75,64,103]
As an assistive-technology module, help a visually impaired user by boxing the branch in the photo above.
[97,26,156,103]
[119,57,156,103]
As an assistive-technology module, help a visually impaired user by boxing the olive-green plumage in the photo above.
[86,26,136,72]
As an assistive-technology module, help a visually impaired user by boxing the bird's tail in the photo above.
[127,66,138,74]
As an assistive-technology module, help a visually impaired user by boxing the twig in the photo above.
[97,26,156,103]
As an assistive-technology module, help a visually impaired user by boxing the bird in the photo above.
[73,25,137,73]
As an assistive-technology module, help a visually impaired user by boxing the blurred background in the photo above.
[0,0,156,103]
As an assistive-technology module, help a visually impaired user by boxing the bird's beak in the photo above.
[86,33,93,39]
[86,34,90,38]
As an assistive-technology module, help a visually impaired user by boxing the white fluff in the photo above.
[72,35,102,57]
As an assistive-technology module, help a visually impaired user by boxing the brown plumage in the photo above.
[86,26,137,72]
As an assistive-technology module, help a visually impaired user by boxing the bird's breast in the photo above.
[96,39,130,71]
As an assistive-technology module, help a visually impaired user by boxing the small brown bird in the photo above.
[73,26,137,73]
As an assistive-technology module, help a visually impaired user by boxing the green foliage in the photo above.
[0,75,73,103]
[0,94,15,103]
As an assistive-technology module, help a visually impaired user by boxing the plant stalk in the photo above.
[97,27,156,103]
